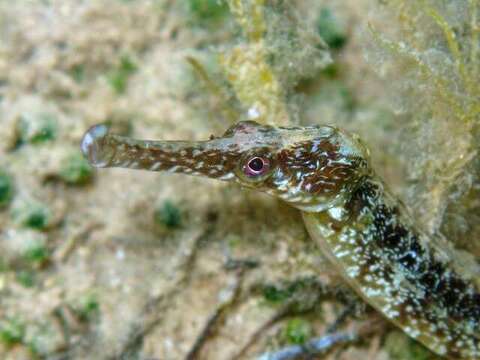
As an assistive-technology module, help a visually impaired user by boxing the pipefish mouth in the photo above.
[81,121,480,359]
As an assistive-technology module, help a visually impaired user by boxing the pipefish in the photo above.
[81,121,480,359]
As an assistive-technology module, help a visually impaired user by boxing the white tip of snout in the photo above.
[80,124,111,168]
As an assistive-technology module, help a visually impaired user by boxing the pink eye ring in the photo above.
[244,156,270,177]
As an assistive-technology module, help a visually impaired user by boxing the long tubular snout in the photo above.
[80,124,239,180]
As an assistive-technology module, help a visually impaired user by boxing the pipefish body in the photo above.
[81,121,480,359]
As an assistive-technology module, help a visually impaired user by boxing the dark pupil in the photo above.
[248,157,264,172]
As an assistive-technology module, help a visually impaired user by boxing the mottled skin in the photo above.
[81,121,480,359]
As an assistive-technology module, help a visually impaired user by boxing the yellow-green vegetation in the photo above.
[218,0,331,126]
[107,55,137,95]
[369,1,480,254]
[0,169,14,209]
[59,152,94,185]
[282,318,312,345]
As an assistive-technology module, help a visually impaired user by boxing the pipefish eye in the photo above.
[239,154,274,183]
[245,156,269,176]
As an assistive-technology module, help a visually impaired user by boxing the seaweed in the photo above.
[368,0,480,255]
[107,55,137,95]
[217,0,331,125]
[154,200,183,229]
[59,152,94,185]
[282,318,312,345]
[0,169,14,209]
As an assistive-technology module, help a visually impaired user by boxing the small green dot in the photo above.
[0,169,14,209]
[154,200,182,229]
[0,318,25,346]
[317,8,347,50]
[262,285,292,304]
[59,152,93,185]
[16,270,35,288]
[17,113,57,145]
[12,202,52,230]
[188,0,228,23]
[75,294,100,321]
[70,64,85,83]
[107,55,137,95]
[283,318,312,345]
[25,209,49,230]
[23,244,50,265]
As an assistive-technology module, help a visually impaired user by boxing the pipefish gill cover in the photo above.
[2,1,480,359]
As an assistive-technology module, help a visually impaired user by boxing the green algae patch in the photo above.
[220,1,331,126]
[282,318,312,345]
[368,1,480,256]
[74,293,100,322]
[59,152,94,185]
[154,200,182,229]
[228,0,266,42]
[70,64,85,83]
[0,169,14,209]
[0,318,25,347]
[16,113,57,146]
[23,243,50,267]
[16,270,35,288]
[262,284,293,304]
[220,0,289,126]
[316,7,347,50]
[12,201,52,230]
[107,55,137,95]
[219,44,290,125]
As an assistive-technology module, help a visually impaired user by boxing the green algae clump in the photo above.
[74,293,100,322]
[16,113,57,145]
[0,318,25,347]
[368,1,480,257]
[59,152,94,185]
[107,55,137,95]
[316,7,347,50]
[282,318,312,345]
[0,169,14,209]
[188,0,228,23]
[23,243,50,267]
[154,200,182,229]
[12,201,52,230]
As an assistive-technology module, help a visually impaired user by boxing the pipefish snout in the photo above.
[81,121,480,359]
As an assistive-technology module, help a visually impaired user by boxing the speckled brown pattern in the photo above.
[304,176,480,359]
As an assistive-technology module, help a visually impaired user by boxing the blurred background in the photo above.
[0,1,478,359]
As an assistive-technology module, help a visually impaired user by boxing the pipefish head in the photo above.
[81,121,370,212]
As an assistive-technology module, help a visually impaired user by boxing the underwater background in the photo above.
[0,1,478,359]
